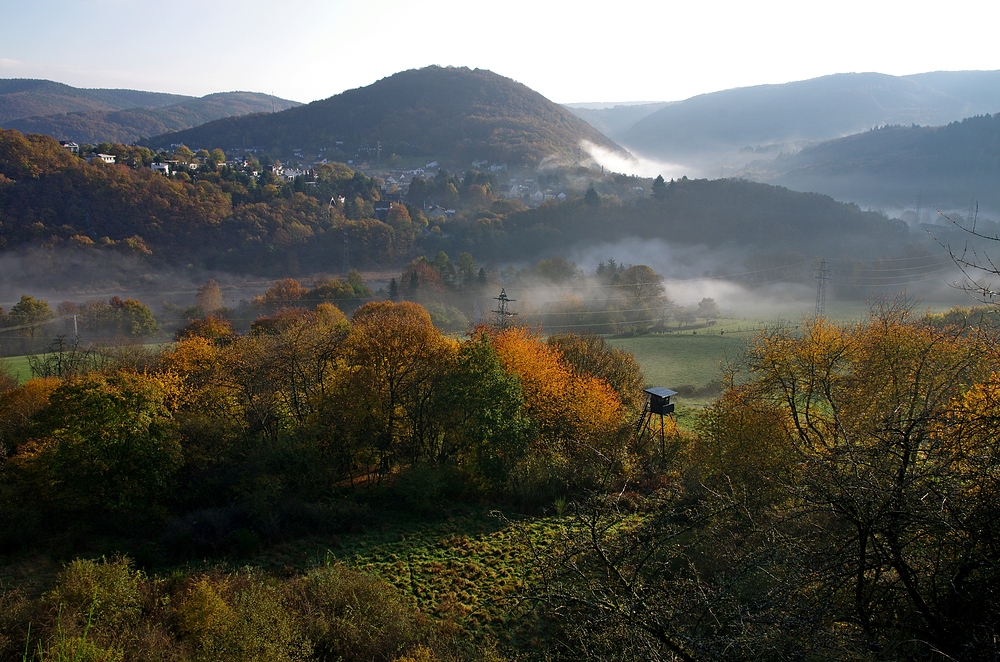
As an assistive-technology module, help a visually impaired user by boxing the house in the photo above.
[60,141,79,154]
[496,185,519,199]
[150,163,170,176]
[87,153,116,164]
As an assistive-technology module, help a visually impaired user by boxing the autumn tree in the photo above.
[323,301,456,479]
[7,294,53,340]
[195,279,225,313]
[713,304,1000,657]
[11,372,183,516]
[547,333,645,414]
[490,326,628,496]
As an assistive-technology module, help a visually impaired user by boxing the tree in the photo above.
[330,302,456,477]
[13,372,183,515]
[725,305,1000,657]
[173,145,195,163]
[584,186,600,206]
[547,333,645,414]
[650,174,667,200]
[195,279,225,313]
[696,297,720,320]
[438,334,529,491]
[7,294,53,339]
[116,298,159,337]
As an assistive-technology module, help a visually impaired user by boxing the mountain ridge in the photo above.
[600,70,1000,175]
[0,79,301,144]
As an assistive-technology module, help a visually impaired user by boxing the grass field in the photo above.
[0,355,32,383]
[608,331,749,391]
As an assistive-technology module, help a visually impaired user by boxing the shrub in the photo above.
[293,564,427,662]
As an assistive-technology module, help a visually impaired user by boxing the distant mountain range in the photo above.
[0,79,300,144]
[143,66,627,166]
[566,71,1000,177]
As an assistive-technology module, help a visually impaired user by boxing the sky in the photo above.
[3,0,1000,105]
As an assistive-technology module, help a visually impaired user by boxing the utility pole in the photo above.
[343,228,350,275]
[815,259,830,319]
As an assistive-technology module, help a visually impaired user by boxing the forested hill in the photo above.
[142,66,627,166]
[5,91,301,145]
[471,177,910,263]
[0,79,190,124]
[0,78,300,145]
[745,113,1000,209]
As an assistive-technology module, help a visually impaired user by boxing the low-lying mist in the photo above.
[579,140,696,180]
[0,246,270,312]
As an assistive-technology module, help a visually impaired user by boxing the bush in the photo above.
[177,571,311,662]
[293,564,428,662]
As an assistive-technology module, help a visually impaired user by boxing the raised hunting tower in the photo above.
[635,387,677,457]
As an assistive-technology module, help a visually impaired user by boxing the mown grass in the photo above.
[608,332,748,393]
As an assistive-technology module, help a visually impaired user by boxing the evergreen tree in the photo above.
[409,270,419,298]
[584,185,600,206]
[651,174,668,200]
[388,277,399,301]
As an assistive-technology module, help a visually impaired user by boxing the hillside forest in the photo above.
[0,127,936,297]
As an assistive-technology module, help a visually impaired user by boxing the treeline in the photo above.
[0,299,644,553]
[0,294,159,357]
[764,112,1000,207]
[6,91,301,145]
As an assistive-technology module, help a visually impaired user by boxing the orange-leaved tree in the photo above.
[490,327,626,466]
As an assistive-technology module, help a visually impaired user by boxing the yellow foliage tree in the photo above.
[491,327,624,456]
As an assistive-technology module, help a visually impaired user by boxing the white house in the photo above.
[150,163,170,176]
[87,153,116,164]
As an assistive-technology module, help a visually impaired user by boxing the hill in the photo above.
[742,113,1000,210]
[0,79,191,124]
[616,71,1000,175]
[6,91,301,144]
[143,66,627,166]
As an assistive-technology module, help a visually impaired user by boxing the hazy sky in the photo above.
[4,0,1000,104]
